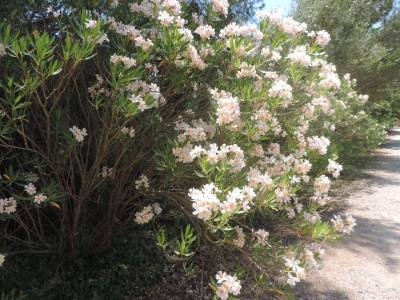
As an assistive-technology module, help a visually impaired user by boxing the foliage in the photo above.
[0,0,386,299]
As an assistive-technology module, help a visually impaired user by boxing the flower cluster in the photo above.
[327,159,343,178]
[135,174,150,190]
[259,10,307,36]
[24,183,48,204]
[108,19,153,51]
[127,80,164,111]
[70,126,88,143]
[284,257,305,286]
[215,271,241,300]
[194,25,215,39]
[309,30,331,46]
[314,175,331,195]
[307,136,330,155]
[187,45,206,70]
[134,202,162,224]
[121,126,136,138]
[110,54,136,67]
[210,89,241,128]
[188,183,256,221]
[212,0,229,16]
[188,183,220,221]
[269,78,293,102]
[253,229,269,246]
[331,214,357,234]
[0,197,17,214]
[190,143,246,172]
[288,46,312,66]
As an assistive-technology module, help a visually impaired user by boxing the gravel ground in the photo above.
[296,128,400,300]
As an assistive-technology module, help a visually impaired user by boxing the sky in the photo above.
[263,0,293,14]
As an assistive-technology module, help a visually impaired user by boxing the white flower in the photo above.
[270,50,282,62]
[0,43,6,57]
[135,174,150,190]
[221,188,242,214]
[163,0,181,14]
[210,89,241,128]
[194,25,215,39]
[187,45,206,70]
[0,254,5,267]
[259,10,307,36]
[232,226,245,248]
[307,136,330,155]
[268,143,281,156]
[96,32,109,45]
[121,126,136,138]
[247,167,273,191]
[314,175,331,195]
[188,183,220,221]
[215,271,241,300]
[134,205,154,224]
[303,211,321,224]
[327,159,343,178]
[225,144,246,172]
[294,159,312,175]
[261,46,271,57]
[284,257,305,286]
[0,197,16,214]
[253,229,269,246]
[158,11,174,26]
[212,0,229,16]
[129,2,154,17]
[312,96,331,114]
[110,54,136,67]
[175,118,215,143]
[173,143,195,163]
[359,94,369,104]
[33,193,47,204]
[69,126,88,143]
[236,62,258,79]
[219,23,263,40]
[288,46,311,66]
[286,207,296,219]
[320,71,341,89]
[85,19,97,29]
[152,202,162,215]
[24,183,37,196]
[269,78,292,101]
[315,30,331,46]
[331,213,356,234]
[134,35,153,51]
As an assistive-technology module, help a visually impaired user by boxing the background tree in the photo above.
[294,0,400,124]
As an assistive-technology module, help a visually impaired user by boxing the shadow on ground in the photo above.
[295,129,400,299]
[338,216,400,273]
[295,282,350,300]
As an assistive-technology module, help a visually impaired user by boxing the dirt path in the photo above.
[296,128,400,300]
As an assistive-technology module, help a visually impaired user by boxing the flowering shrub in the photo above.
[0,1,384,298]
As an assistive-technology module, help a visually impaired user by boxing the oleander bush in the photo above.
[0,0,385,299]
